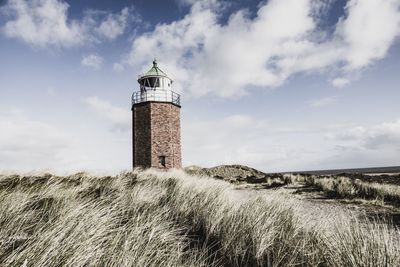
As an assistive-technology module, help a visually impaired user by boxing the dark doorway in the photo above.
[159,156,166,167]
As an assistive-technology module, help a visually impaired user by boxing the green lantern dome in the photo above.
[139,60,170,80]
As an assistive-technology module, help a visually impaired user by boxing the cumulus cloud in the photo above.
[83,96,130,131]
[95,7,131,40]
[1,0,86,47]
[1,0,136,48]
[123,0,400,97]
[81,54,103,69]
[337,0,400,71]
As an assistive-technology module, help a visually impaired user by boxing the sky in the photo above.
[0,0,399,174]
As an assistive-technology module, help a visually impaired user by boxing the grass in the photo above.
[301,175,400,205]
[0,169,399,266]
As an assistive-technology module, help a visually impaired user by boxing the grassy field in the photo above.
[0,168,399,266]
[300,175,400,205]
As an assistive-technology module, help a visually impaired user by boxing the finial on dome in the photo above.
[153,58,157,67]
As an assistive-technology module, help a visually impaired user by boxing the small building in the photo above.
[131,60,182,169]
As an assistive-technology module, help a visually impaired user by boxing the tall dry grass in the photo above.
[0,170,399,266]
[302,175,400,205]
[0,172,210,266]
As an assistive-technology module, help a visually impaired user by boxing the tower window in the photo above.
[159,156,166,167]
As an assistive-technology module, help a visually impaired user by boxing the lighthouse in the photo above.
[131,60,182,169]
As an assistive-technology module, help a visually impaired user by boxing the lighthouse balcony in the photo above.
[132,90,181,106]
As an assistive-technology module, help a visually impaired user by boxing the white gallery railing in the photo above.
[132,90,181,106]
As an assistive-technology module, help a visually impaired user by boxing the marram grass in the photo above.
[0,169,399,266]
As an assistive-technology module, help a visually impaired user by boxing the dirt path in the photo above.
[282,184,362,231]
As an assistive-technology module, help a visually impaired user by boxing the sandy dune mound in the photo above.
[185,164,283,184]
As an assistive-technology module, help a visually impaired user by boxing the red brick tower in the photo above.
[131,60,182,169]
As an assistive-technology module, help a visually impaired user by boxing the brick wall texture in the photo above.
[132,102,181,169]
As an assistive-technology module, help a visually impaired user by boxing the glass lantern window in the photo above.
[146,77,159,88]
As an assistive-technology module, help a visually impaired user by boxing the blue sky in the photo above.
[0,0,399,174]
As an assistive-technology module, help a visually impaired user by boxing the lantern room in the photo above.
[138,60,173,91]
[132,60,180,106]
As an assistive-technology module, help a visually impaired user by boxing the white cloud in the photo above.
[123,0,400,97]
[337,0,400,70]
[1,0,86,47]
[1,0,136,48]
[95,7,131,40]
[335,119,400,150]
[183,114,400,172]
[81,54,103,69]
[331,78,350,88]
[83,96,130,131]
[312,119,400,169]
[309,96,336,107]
[0,108,132,174]
[0,109,71,171]
[182,113,335,171]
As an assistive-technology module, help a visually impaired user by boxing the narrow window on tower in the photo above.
[159,156,166,167]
